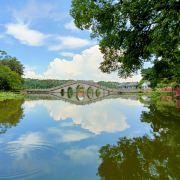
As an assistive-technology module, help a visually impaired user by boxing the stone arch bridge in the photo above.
[26,80,120,102]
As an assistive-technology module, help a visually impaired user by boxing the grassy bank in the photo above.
[0,92,24,101]
[149,91,175,99]
[121,91,175,99]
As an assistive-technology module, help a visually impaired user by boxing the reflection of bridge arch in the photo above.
[31,93,124,105]
[76,85,85,101]
[87,87,93,99]
[61,89,64,96]
[76,85,85,93]
[67,87,73,98]
[96,89,101,97]
[26,93,125,106]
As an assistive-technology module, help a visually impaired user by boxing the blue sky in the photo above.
[0,0,141,82]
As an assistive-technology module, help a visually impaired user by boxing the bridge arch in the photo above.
[87,87,93,99]
[96,89,101,97]
[76,85,85,101]
[67,87,73,98]
[61,89,65,96]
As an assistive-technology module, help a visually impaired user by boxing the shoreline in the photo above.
[0,92,24,101]
[0,91,178,102]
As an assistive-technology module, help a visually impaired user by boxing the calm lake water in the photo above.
[0,94,179,180]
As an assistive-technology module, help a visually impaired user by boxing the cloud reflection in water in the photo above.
[24,98,133,134]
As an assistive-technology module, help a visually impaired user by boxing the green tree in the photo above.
[71,0,180,77]
[0,51,24,90]
[0,65,23,90]
[0,51,24,76]
[141,60,180,88]
[141,67,158,87]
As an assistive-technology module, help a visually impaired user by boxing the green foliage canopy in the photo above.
[141,60,180,87]
[0,51,24,90]
[0,50,24,76]
[71,0,180,77]
[0,65,23,90]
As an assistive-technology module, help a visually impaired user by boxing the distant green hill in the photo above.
[23,79,72,89]
[97,81,120,89]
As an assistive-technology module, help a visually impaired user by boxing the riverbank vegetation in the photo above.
[0,51,24,101]
[0,92,24,101]
[140,67,180,88]
[138,91,175,102]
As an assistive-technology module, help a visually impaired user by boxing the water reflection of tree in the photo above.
[98,99,180,180]
[141,98,180,132]
[0,99,24,134]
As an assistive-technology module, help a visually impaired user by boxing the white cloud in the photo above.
[12,0,65,23]
[48,36,92,51]
[25,98,132,134]
[5,23,47,46]
[23,66,43,79]
[5,22,91,50]
[23,100,44,113]
[64,146,99,165]
[46,99,129,134]
[65,20,79,31]
[4,1,90,50]
[25,45,141,82]
[6,132,45,159]
[48,128,92,143]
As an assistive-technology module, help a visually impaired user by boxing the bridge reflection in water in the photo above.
[26,81,120,105]
[26,93,124,106]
